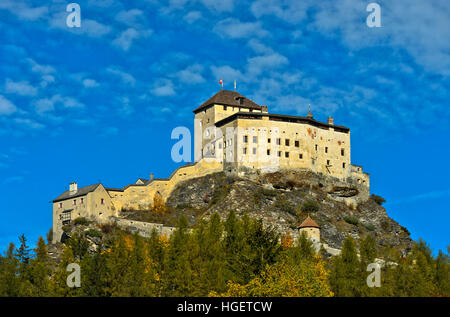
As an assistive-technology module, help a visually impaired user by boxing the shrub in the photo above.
[275,199,296,215]
[62,225,71,233]
[370,194,386,205]
[86,229,102,238]
[364,223,375,231]
[153,192,167,214]
[302,200,319,213]
[344,216,359,226]
[73,217,90,226]
[101,223,113,234]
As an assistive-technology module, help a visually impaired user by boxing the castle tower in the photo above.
[298,215,320,243]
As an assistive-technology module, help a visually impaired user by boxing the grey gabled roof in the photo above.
[53,183,101,203]
[193,90,262,113]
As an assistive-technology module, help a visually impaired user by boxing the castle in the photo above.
[52,90,369,244]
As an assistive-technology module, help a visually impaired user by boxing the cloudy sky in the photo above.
[0,0,449,253]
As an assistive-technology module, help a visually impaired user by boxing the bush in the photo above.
[344,216,359,226]
[364,223,375,231]
[86,229,102,238]
[62,225,71,233]
[101,223,113,234]
[73,217,90,226]
[302,200,319,213]
[370,194,386,205]
[275,199,296,215]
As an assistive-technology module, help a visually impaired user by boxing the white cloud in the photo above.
[14,118,45,130]
[0,95,17,115]
[112,28,152,51]
[4,79,38,96]
[214,18,268,39]
[0,0,48,21]
[34,94,84,115]
[183,11,202,24]
[25,58,55,75]
[247,53,289,76]
[115,9,144,27]
[210,65,244,83]
[151,80,176,96]
[106,67,136,86]
[172,64,205,84]
[83,78,100,88]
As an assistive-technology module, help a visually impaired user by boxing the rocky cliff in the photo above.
[166,169,413,256]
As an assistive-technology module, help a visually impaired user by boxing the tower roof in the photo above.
[299,216,320,229]
[193,90,262,113]
[306,104,313,119]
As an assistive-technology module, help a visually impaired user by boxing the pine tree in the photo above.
[162,215,193,296]
[329,236,360,296]
[0,243,23,296]
[28,236,52,296]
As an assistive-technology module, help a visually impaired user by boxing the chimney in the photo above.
[69,182,78,194]
[327,116,334,125]
[261,105,268,113]
[150,173,154,181]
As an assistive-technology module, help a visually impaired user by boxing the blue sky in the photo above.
[0,0,449,254]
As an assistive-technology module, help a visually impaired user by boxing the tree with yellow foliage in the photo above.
[152,192,167,214]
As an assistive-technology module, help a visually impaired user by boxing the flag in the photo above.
[219,78,223,88]
[234,80,236,91]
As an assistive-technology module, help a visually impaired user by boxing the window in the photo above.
[343,162,346,168]
[315,144,318,151]
[253,136,257,143]
[277,151,282,157]
[285,152,289,158]
[285,139,290,146]
[80,198,84,204]
[327,160,330,165]
[58,203,62,208]
[207,118,210,123]
[295,140,299,147]
[219,142,222,149]
[252,148,256,155]
[224,106,227,111]
[244,135,248,143]
[101,198,105,205]
[325,147,328,153]
[61,210,71,225]
[276,138,281,145]
[299,154,303,159]
[243,148,247,154]
[73,199,76,206]
[268,138,271,143]
[267,149,271,155]
[341,149,345,156]
[312,159,315,165]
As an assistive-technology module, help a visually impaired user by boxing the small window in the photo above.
[285,152,289,158]
[253,136,257,143]
[243,148,247,154]
[276,138,281,145]
[312,159,315,165]
[219,142,222,149]
[252,148,256,155]
[341,149,345,156]
[342,162,346,168]
[327,160,330,165]
[299,154,303,159]
[73,200,76,206]
[207,118,210,123]
[244,135,248,143]
[101,198,105,205]
[224,106,227,111]
[295,140,299,147]
[285,139,290,146]
[80,198,84,204]
[315,144,318,151]
[267,149,271,155]
[277,151,282,157]
[325,147,328,153]
[59,203,63,208]
[268,138,271,143]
